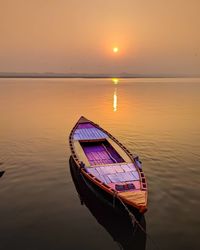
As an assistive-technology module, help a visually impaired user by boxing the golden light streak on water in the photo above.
[113,88,117,112]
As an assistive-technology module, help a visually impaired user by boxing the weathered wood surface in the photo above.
[73,128,108,140]
[107,138,132,163]
[73,141,90,166]
[119,190,147,206]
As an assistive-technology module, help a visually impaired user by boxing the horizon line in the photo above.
[0,72,200,79]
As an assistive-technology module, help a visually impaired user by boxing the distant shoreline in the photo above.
[0,75,199,79]
[0,76,171,79]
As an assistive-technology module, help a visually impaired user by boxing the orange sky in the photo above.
[0,0,200,75]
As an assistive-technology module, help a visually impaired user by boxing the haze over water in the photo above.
[0,78,199,250]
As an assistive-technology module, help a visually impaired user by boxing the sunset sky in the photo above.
[0,0,200,75]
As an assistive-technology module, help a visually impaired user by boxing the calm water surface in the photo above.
[0,78,200,250]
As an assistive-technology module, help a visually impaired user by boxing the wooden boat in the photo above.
[69,159,146,250]
[69,116,148,213]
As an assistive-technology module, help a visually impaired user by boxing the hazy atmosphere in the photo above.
[1,0,200,75]
[1,1,200,249]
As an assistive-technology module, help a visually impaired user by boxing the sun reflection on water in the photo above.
[112,78,119,85]
[113,88,117,112]
[112,78,119,112]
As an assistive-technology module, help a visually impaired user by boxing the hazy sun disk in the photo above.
[113,47,119,53]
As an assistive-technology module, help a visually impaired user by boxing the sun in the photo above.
[113,47,119,53]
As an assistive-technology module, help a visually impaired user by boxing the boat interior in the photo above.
[80,140,125,165]
[79,140,141,191]
[72,121,142,191]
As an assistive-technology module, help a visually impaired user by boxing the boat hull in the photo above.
[70,156,144,217]
[69,157,147,250]
[69,116,148,214]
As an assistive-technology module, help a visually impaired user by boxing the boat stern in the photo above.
[118,190,148,214]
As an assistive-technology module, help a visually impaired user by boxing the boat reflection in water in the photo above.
[69,157,146,250]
